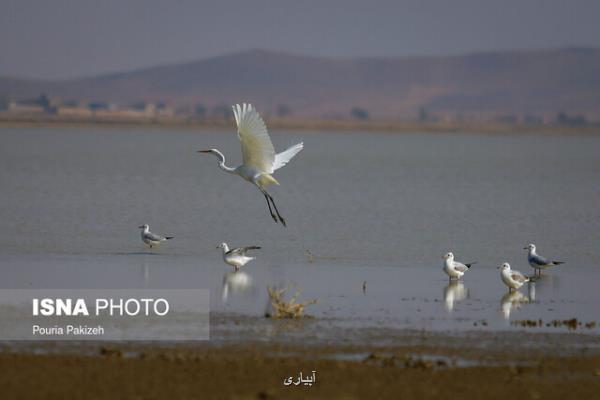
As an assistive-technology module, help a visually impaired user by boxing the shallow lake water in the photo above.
[1,127,599,342]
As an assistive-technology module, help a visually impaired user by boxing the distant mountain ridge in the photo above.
[1,47,599,120]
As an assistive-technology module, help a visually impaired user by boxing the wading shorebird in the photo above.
[499,262,530,292]
[442,252,476,281]
[138,224,174,248]
[216,242,261,271]
[198,103,303,226]
[524,243,564,276]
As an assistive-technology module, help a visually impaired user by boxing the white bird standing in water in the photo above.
[499,262,530,291]
[198,103,303,226]
[442,252,476,281]
[217,242,261,271]
[524,243,564,276]
[138,224,174,248]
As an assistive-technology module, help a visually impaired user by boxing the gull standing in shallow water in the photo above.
[138,224,174,248]
[499,263,530,292]
[217,242,261,271]
[442,252,476,281]
[525,243,564,276]
[197,103,303,226]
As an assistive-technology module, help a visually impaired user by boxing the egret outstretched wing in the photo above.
[233,103,275,173]
[273,142,304,171]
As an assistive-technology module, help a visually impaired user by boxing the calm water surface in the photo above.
[1,127,599,340]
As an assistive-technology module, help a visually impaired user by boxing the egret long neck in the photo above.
[212,150,236,174]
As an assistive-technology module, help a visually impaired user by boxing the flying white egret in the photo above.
[198,103,303,226]
[138,224,174,248]
[442,252,476,281]
[524,243,564,276]
[498,263,530,292]
[216,242,261,271]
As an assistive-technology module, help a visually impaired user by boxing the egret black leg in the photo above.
[263,193,278,223]
[267,193,286,227]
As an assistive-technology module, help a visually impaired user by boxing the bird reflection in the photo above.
[527,281,536,302]
[140,256,150,287]
[500,291,529,320]
[221,271,253,302]
[530,273,560,298]
[443,281,469,312]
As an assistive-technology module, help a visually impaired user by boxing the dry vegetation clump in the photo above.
[265,285,317,319]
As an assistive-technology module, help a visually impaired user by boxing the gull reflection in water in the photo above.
[221,271,253,302]
[443,281,469,312]
[140,256,150,287]
[529,273,560,301]
[528,280,536,302]
[500,290,529,320]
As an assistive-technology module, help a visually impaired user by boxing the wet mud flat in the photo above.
[2,330,600,399]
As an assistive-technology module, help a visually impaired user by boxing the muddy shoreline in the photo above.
[2,334,600,399]
[0,331,600,399]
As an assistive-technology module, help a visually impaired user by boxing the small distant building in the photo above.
[154,102,174,117]
[88,101,114,111]
[129,101,157,116]
[7,101,45,114]
[56,106,93,117]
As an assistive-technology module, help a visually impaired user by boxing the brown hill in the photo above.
[1,47,599,120]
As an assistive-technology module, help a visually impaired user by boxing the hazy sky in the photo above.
[2,0,600,79]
